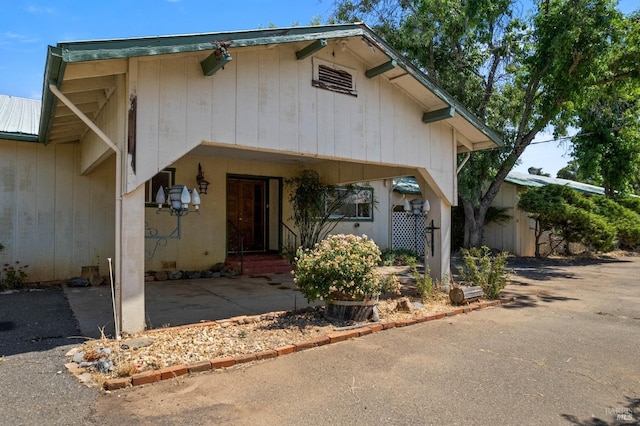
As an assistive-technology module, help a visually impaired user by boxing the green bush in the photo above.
[1,261,29,290]
[518,184,619,254]
[618,196,640,215]
[457,246,508,300]
[592,196,640,249]
[560,205,616,252]
[380,248,418,267]
[414,267,435,299]
[295,234,392,302]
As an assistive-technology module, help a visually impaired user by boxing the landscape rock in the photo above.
[68,278,90,288]
[395,297,413,312]
[168,271,183,280]
[155,271,168,281]
[210,262,225,272]
[122,337,155,350]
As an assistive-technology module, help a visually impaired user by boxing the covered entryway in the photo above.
[227,177,267,252]
[225,175,289,275]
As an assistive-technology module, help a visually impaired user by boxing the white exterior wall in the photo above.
[329,180,391,249]
[0,139,115,282]
[131,44,456,204]
[484,183,537,256]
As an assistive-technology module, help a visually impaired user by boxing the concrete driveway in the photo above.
[90,255,640,425]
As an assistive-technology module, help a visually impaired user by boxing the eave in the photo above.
[38,22,502,149]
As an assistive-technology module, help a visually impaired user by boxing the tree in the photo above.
[571,84,640,196]
[518,185,617,256]
[556,160,580,180]
[331,0,639,247]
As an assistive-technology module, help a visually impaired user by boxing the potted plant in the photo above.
[294,234,395,321]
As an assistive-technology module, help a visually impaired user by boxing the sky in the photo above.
[1,0,637,177]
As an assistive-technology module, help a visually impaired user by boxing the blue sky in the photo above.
[1,0,636,175]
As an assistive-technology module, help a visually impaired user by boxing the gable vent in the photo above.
[312,59,357,97]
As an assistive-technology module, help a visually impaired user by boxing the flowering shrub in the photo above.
[294,234,388,302]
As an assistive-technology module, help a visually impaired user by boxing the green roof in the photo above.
[395,172,607,196]
[505,171,605,195]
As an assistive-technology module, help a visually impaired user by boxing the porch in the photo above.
[65,272,319,339]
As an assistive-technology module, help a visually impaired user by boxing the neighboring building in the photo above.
[484,171,605,256]
[0,23,500,333]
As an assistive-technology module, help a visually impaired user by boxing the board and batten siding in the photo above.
[484,184,537,256]
[0,139,115,282]
[131,43,456,202]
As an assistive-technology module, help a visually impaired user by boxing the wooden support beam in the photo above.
[295,39,327,60]
[422,106,455,123]
[365,60,396,78]
[200,49,232,76]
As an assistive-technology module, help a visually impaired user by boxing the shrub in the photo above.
[1,261,29,290]
[295,234,391,301]
[414,267,435,299]
[457,246,508,300]
[380,248,418,267]
[518,184,618,255]
[592,196,640,249]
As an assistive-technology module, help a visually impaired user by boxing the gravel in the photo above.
[74,290,452,387]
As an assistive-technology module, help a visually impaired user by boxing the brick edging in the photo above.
[103,300,502,390]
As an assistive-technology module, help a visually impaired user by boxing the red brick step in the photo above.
[225,253,292,275]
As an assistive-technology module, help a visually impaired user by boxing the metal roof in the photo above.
[504,171,605,195]
[393,177,423,195]
[394,172,606,196]
[0,95,40,142]
[40,22,502,148]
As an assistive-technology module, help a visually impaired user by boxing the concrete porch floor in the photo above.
[64,273,321,339]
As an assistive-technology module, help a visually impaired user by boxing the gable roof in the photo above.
[0,95,40,142]
[40,22,501,149]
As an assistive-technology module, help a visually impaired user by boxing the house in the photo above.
[484,171,605,256]
[0,23,500,334]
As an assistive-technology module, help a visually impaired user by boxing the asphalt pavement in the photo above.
[0,288,96,426]
[1,255,639,425]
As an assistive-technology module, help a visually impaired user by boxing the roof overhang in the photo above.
[39,23,501,149]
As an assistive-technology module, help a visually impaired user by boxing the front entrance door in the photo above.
[227,178,266,252]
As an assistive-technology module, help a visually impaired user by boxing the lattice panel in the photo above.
[392,212,427,256]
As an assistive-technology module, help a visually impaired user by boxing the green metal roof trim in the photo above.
[39,23,502,146]
[38,46,65,143]
[505,171,605,195]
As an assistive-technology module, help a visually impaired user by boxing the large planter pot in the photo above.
[325,298,378,322]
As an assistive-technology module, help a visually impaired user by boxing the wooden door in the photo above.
[227,178,266,252]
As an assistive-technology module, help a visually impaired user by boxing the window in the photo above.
[145,168,175,206]
[328,187,374,221]
[312,58,357,97]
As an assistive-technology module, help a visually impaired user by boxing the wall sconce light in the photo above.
[155,185,200,215]
[196,163,210,194]
[146,183,201,258]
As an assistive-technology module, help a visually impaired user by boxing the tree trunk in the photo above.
[462,199,487,248]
